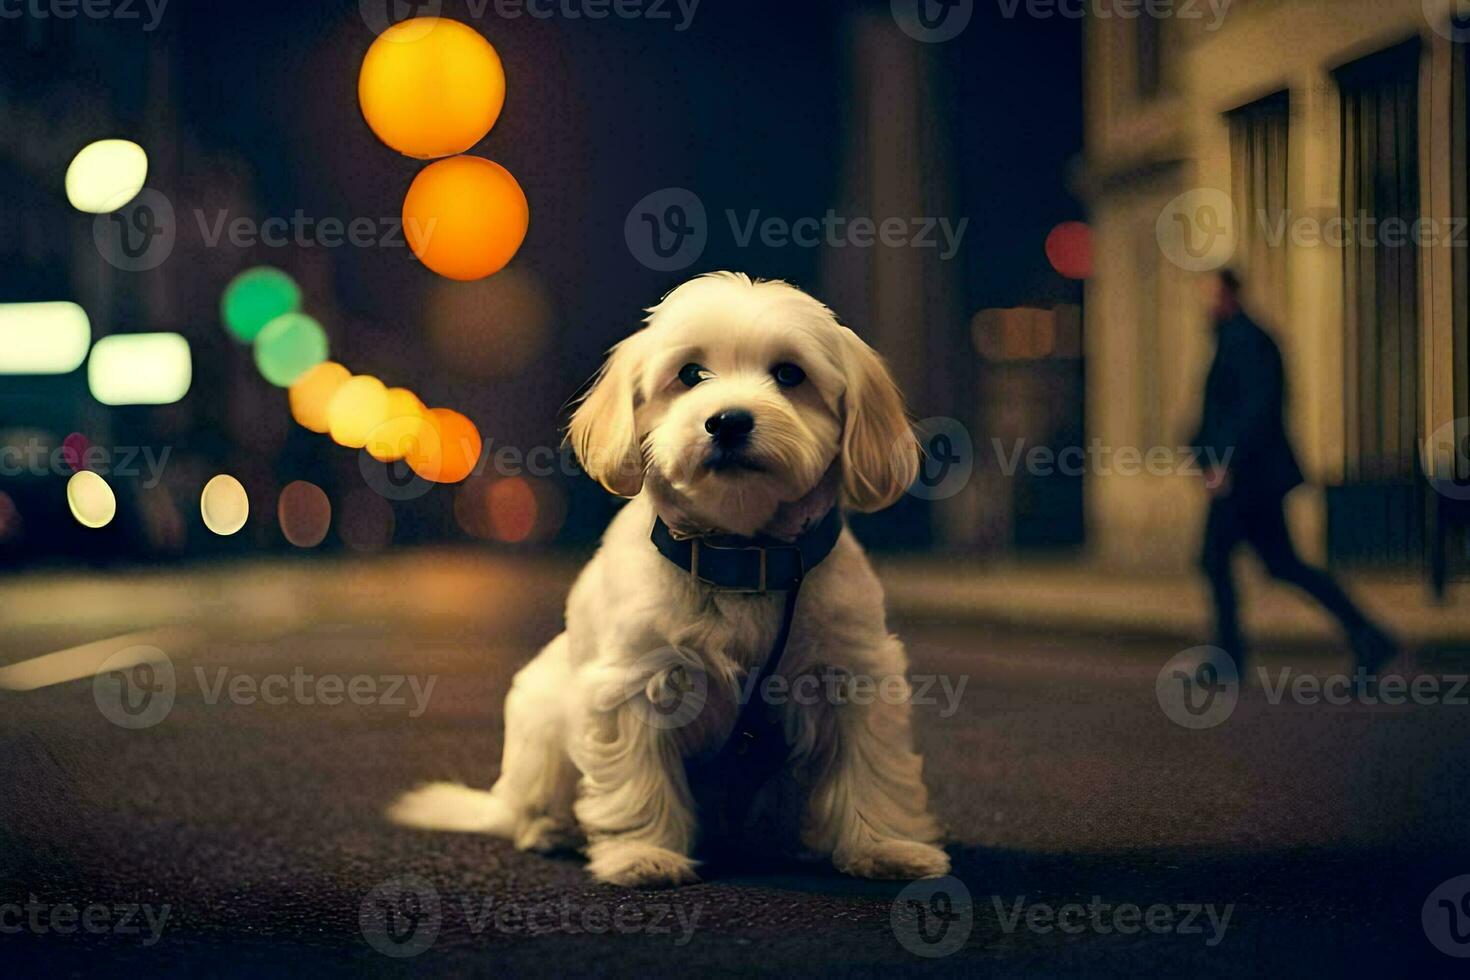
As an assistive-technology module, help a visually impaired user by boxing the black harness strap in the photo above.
[650,507,842,842]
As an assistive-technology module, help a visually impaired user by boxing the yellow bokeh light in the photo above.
[357,17,506,160]
[201,474,249,536]
[327,375,391,449]
[0,302,91,375]
[288,361,351,433]
[87,332,192,406]
[66,470,116,529]
[366,387,427,462]
[65,139,148,214]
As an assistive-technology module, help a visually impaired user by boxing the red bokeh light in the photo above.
[1045,221,1092,280]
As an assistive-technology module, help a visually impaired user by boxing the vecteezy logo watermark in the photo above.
[622,654,970,732]
[1422,417,1470,501]
[93,651,439,730]
[892,0,973,43]
[94,190,434,272]
[1254,209,1469,251]
[360,875,441,958]
[1424,0,1470,44]
[1156,647,1239,730]
[1257,668,1469,708]
[360,0,701,36]
[0,439,171,487]
[994,896,1233,947]
[992,440,1233,479]
[359,875,702,957]
[1156,188,1237,272]
[994,0,1232,31]
[93,646,176,730]
[624,189,969,272]
[891,876,973,958]
[625,188,708,273]
[908,417,975,501]
[93,188,176,273]
[0,0,169,31]
[0,897,171,946]
[1423,874,1470,958]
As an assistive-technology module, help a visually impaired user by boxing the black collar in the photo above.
[651,506,843,593]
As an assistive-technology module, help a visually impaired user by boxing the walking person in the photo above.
[1192,270,1397,674]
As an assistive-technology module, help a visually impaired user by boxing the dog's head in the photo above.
[568,272,917,534]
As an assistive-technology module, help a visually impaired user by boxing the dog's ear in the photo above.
[568,333,647,497]
[838,326,918,512]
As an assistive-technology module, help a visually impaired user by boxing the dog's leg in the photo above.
[570,653,703,887]
[388,634,581,852]
[794,652,950,881]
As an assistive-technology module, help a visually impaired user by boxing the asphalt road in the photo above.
[2,553,1468,977]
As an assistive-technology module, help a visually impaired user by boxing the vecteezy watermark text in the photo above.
[359,875,701,958]
[992,439,1233,479]
[0,897,170,946]
[0,440,170,488]
[0,0,168,31]
[993,895,1234,946]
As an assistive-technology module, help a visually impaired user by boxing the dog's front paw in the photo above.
[586,840,699,888]
[835,840,951,880]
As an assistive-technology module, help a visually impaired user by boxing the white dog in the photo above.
[389,272,950,887]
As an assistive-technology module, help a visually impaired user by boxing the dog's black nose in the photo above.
[705,409,755,446]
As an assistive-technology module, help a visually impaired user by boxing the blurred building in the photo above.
[1084,0,1469,571]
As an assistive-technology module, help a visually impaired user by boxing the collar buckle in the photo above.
[690,539,796,594]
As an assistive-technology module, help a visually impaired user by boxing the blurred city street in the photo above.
[2,553,1467,976]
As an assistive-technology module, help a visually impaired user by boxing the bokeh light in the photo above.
[406,408,481,484]
[201,474,250,536]
[425,266,552,376]
[1045,221,1093,280]
[338,488,395,553]
[61,433,90,472]
[365,388,427,462]
[66,470,116,529]
[88,332,193,405]
[277,480,331,548]
[64,139,147,213]
[402,156,528,281]
[487,476,538,543]
[288,361,351,434]
[0,490,20,542]
[254,312,328,387]
[358,17,506,160]
[0,302,91,375]
[222,267,302,343]
[327,375,390,449]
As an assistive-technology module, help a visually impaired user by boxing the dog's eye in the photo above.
[678,363,711,388]
[772,363,806,388]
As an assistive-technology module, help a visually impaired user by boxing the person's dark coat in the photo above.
[1192,312,1305,500]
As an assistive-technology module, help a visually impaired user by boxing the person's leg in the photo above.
[1245,496,1397,669]
[1200,498,1246,665]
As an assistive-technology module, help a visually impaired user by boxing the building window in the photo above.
[1335,40,1422,482]
[1226,91,1291,320]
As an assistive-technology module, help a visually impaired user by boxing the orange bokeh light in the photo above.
[405,408,482,484]
[289,361,351,434]
[403,156,529,281]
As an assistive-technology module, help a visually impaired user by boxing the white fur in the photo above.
[389,273,948,887]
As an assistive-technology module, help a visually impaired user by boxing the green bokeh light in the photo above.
[254,312,328,387]
[222,266,301,343]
